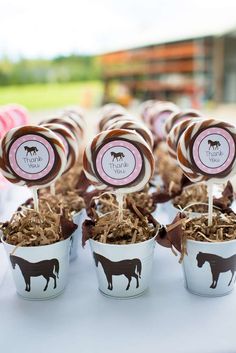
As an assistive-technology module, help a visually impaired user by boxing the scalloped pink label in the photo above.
[192,127,235,175]
[95,140,143,187]
[9,134,55,180]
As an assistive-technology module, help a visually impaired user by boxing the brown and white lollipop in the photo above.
[42,123,79,174]
[83,129,154,194]
[63,109,85,139]
[99,103,125,118]
[40,116,81,144]
[0,125,67,189]
[167,117,203,159]
[177,119,236,183]
[98,105,127,132]
[102,114,134,131]
[107,119,154,149]
[165,109,203,135]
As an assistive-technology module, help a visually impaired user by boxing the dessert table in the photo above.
[0,186,236,353]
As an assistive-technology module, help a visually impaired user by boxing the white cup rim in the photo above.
[1,234,71,249]
[89,232,158,248]
[186,237,236,245]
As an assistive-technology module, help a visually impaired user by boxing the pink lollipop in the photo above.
[0,110,15,131]
[6,104,29,126]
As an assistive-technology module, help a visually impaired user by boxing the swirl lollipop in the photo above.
[165,109,202,135]
[167,118,203,160]
[98,105,127,132]
[63,109,85,139]
[0,125,67,211]
[177,119,236,183]
[0,109,15,131]
[40,116,81,145]
[6,104,29,126]
[102,114,134,131]
[42,123,79,174]
[83,129,154,194]
[177,119,236,225]
[99,103,125,118]
[107,119,154,149]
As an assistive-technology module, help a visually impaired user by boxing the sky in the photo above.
[0,0,236,58]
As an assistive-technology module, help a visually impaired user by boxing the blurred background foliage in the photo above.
[0,55,104,110]
[0,55,102,85]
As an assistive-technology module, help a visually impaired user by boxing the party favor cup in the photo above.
[182,238,236,297]
[70,209,87,261]
[2,236,71,300]
[89,236,156,298]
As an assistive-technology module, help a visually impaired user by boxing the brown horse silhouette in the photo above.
[10,255,59,292]
[111,151,125,162]
[208,140,221,150]
[24,146,38,156]
[93,252,142,291]
[196,252,236,289]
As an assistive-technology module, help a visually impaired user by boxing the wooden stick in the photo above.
[116,192,124,223]
[32,188,39,213]
[207,182,214,227]
[50,183,56,195]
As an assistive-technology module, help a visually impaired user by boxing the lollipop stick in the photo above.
[116,192,124,222]
[50,183,56,195]
[32,188,39,212]
[207,182,214,226]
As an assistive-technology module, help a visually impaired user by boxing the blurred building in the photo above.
[100,27,236,106]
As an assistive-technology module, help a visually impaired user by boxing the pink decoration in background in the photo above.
[0,104,29,190]
[0,104,29,140]
[7,104,29,126]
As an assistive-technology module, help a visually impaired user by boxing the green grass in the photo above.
[0,81,103,111]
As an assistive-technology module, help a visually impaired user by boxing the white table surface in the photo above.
[0,186,236,353]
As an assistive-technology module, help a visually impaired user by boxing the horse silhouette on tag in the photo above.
[10,255,59,292]
[196,252,236,289]
[93,252,142,290]
[208,140,221,150]
[24,146,39,156]
[111,151,125,162]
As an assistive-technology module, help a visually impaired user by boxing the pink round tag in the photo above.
[192,127,235,175]
[95,140,143,187]
[9,134,55,180]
